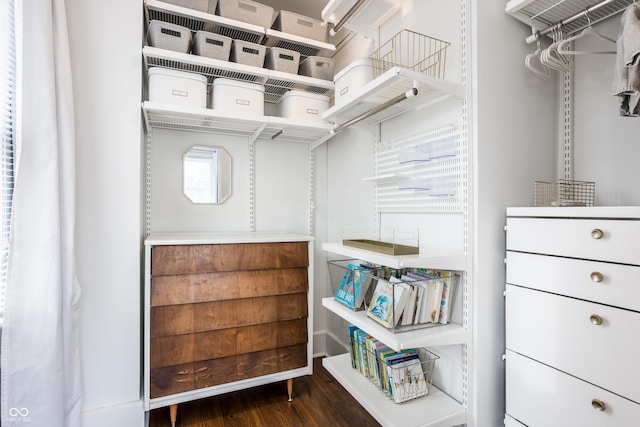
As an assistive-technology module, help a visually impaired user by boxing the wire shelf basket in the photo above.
[534,179,595,207]
[369,29,450,79]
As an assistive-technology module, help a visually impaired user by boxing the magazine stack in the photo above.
[348,325,438,404]
[328,259,460,332]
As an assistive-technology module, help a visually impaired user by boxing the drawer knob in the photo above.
[590,314,603,325]
[591,228,604,239]
[592,399,606,412]
[590,272,604,283]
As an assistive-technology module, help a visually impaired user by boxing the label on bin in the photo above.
[306,109,319,115]
[172,90,188,97]
[236,99,250,106]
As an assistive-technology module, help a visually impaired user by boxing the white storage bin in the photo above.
[264,47,300,74]
[159,0,217,13]
[147,20,192,54]
[272,11,327,42]
[211,78,265,115]
[277,90,329,123]
[299,56,335,81]
[192,31,232,60]
[333,58,378,105]
[148,67,208,108]
[216,0,274,28]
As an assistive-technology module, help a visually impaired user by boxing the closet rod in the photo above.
[525,0,617,44]
[330,0,366,35]
[330,87,418,134]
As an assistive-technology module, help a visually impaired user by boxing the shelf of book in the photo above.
[323,353,466,427]
[322,242,467,271]
[323,298,466,350]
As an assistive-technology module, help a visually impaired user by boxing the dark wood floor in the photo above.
[149,357,381,427]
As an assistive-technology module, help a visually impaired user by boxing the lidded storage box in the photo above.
[211,78,265,116]
[264,47,300,74]
[192,31,232,60]
[333,58,377,105]
[277,90,329,123]
[299,56,335,81]
[148,67,208,108]
[230,40,266,67]
[272,11,327,42]
[147,20,192,54]
[216,0,274,28]
[159,0,218,13]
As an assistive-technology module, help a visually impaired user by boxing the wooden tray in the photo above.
[342,239,419,256]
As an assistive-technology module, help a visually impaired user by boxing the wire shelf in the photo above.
[369,30,450,79]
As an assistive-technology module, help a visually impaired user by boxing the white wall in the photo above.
[66,0,144,424]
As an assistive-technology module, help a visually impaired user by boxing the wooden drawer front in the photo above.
[506,251,640,312]
[506,350,640,427]
[151,242,309,275]
[150,318,308,368]
[150,343,308,399]
[506,217,640,265]
[150,293,307,337]
[506,284,640,402]
[151,267,309,306]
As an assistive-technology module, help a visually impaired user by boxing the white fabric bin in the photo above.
[148,68,207,108]
[216,0,274,28]
[211,78,265,115]
[147,20,192,53]
[299,56,335,81]
[272,11,326,42]
[277,90,329,123]
[333,58,377,105]
[192,31,232,60]
[159,0,217,13]
[230,40,266,67]
[264,47,300,74]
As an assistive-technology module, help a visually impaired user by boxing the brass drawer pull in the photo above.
[591,228,604,239]
[590,314,603,325]
[592,399,606,412]
[590,272,604,282]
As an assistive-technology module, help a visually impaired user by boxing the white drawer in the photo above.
[506,217,640,265]
[506,251,640,312]
[506,284,640,402]
[506,350,640,427]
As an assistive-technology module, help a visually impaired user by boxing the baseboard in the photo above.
[325,329,349,356]
[82,399,144,427]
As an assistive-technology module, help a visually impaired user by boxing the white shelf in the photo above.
[323,298,466,350]
[323,354,466,427]
[322,67,465,126]
[322,242,467,270]
[145,0,336,58]
[505,0,633,37]
[142,46,335,103]
[142,101,334,144]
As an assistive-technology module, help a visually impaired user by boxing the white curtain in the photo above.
[1,0,82,425]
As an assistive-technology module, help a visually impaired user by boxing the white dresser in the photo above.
[505,207,640,426]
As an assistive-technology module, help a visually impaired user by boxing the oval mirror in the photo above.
[183,145,232,204]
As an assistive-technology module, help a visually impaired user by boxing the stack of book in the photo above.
[348,326,436,403]
[366,269,457,329]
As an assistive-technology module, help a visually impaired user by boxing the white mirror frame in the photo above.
[183,145,232,204]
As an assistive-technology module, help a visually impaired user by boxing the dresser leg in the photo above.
[170,404,177,427]
[287,378,293,401]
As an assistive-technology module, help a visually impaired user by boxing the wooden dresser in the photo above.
[505,207,640,426]
[143,232,314,420]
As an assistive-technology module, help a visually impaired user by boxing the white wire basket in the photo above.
[369,29,450,79]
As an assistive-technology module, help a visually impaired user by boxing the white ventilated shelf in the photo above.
[142,101,334,144]
[323,298,466,350]
[322,242,467,270]
[323,354,466,427]
[505,0,633,37]
[143,46,335,103]
[145,0,336,57]
[322,67,465,126]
